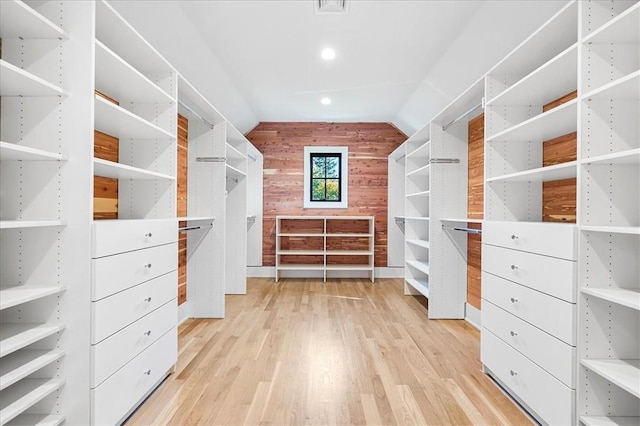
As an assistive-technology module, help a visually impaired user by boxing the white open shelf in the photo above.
[582,288,640,311]
[0,378,65,425]
[406,239,430,249]
[0,60,66,97]
[5,414,65,426]
[326,233,373,237]
[406,164,430,177]
[0,142,65,162]
[406,190,430,198]
[278,233,323,237]
[95,40,174,104]
[581,226,640,236]
[580,416,640,426]
[406,141,430,160]
[583,71,640,101]
[94,95,174,140]
[0,324,65,358]
[0,350,64,392]
[405,278,429,297]
[93,158,175,181]
[277,250,324,255]
[582,149,640,166]
[0,286,65,311]
[226,142,247,161]
[583,3,640,45]
[276,264,324,271]
[440,218,484,224]
[226,164,247,180]
[325,264,373,271]
[176,216,215,222]
[487,160,577,183]
[326,250,373,255]
[488,99,577,143]
[406,259,430,275]
[0,221,65,230]
[405,217,430,221]
[0,0,68,39]
[487,44,577,107]
[581,359,640,399]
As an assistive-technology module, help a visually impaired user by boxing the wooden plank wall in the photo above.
[177,114,188,305]
[246,122,406,267]
[467,113,484,309]
[93,91,119,220]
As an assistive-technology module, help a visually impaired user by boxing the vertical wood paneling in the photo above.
[177,114,188,305]
[467,114,484,310]
[247,122,406,267]
[93,130,119,220]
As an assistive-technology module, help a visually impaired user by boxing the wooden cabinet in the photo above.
[275,216,375,282]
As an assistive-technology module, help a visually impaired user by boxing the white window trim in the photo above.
[303,146,348,209]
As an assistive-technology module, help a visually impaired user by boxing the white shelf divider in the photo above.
[582,288,640,311]
[581,226,640,236]
[325,264,373,270]
[406,239,430,249]
[0,221,65,230]
[276,250,324,255]
[94,40,174,104]
[440,218,484,224]
[582,149,640,166]
[326,233,373,237]
[406,141,430,159]
[406,164,430,177]
[406,259,430,276]
[580,416,640,426]
[583,71,640,101]
[226,142,247,161]
[276,264,324,271]
[0,0,69,39]
[0,142,65,162]
[581,359,640,399]
[582,2,640,45]
[226,164,248,180]
[326,250,373,256]
[0,324,65,358]
[486,160,577,183]
[5,414,65,426]
[0,350,65,392]
[0,378,65,425]
[406,190,430,198]
[93,158,175,181]
[94,95,174,140]
[405,278,429,297]
[0,60,66,97]
[0,286,65,310]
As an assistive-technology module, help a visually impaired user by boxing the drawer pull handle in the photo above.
[144,297,152,302]
[510,264,518,270]
[145,232,153,238]
[510,370,517,376]
[144,263,152,269]
[144,330,152,336]
[510,297,518,303]
[144,369,152,375]
[511,234,518,240]
[510,331,518,337]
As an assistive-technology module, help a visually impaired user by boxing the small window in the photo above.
[304,146,348,208]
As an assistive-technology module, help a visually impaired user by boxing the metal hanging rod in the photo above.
[178,100,215,130]
[430,158,460,164]
[442,225,482,234]
[196,156,226,163]
[248,153,257,162]
[442,101,483,131]
[395,154,406,163]
[178,224,213,232]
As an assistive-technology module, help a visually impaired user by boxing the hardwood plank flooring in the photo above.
[126,278,532,425]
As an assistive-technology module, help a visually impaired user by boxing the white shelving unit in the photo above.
[275,216,375,282]
[578,2,640,424]
[0,1,93,424]
[387,143,406,268]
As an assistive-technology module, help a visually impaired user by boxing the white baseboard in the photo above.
[246,266,405,279]
[465,303,481,329]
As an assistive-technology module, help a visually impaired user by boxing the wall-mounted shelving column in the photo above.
[578,2,640,424]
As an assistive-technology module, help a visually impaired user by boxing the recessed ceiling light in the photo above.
[321,47,336,61]
[321,97,331,105]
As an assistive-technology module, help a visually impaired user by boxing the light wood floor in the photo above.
[126,278,532,425]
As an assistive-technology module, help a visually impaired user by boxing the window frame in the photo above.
[309,152,342,202]
[303,146,348,209]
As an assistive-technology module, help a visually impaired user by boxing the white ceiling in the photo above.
[111,0,567,136]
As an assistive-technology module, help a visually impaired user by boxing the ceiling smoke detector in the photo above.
[315,0,348,14]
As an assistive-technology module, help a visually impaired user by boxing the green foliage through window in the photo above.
[310,153,341,201]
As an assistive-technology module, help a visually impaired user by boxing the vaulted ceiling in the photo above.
[111,0,566,136]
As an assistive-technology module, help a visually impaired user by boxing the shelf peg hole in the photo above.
[511,234,518,240]
[510,297,518,303]
[144,330,152,336]
[144,263,152,269]
[511,264,518,270]
[145,232,153,238]
[144,369,151,375]
[510,370,517,376]
[144,297,152,302]
[510,331,518,336]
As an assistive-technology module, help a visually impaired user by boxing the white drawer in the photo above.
[91,327,177,426]
[91,300,176,387]
[482,244,576,303]
[92,271,177,344]
[483,221,577,260]
[482,272,576,345]
[481,329,575,426]
[92,242,177,301]
[482,300,576,388]
[92,219,177,258]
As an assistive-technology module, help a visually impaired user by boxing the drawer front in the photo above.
[482,272,576,345]
[482,300,575,387]
[91,300,176,387]
[92,271,177,344]
[483,221,577,260]
[91,327,177,426]
[92,219,177,258]
[481,329,575,426]
[92,242,177,301]
[482,244,576,302]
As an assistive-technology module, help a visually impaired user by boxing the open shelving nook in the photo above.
[275,216,375,282]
